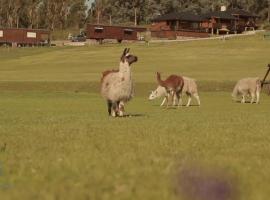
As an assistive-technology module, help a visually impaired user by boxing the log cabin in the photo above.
[151,8,259,39]
[151,11,209,39]
[202,8,258,34]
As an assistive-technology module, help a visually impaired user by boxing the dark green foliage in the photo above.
[0,0,87,29]
[0,0,269,29]
[90,0,270,25]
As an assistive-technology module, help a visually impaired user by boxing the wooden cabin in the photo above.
[151,12,209,39]
[202,11,236,34]
[86,24,146,43]
[151,9,258,39]
[229,9,258,32]
[202,9,258,34]
[0,28,50,46]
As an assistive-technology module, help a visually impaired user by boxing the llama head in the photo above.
[149,86,167,100]
[120,48,138,65]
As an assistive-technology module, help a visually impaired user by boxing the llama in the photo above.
[101,48,138,117]
[156,72,184,108]
[149,76,200,107]
[232,77,261,104]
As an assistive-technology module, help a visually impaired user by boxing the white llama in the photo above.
[101,48,138,117]
[149,76,200,107]
[232,77,261,104]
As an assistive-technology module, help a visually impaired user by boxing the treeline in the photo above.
[90,0,270,25]
[0,0,269,30]
[0,0,87,29]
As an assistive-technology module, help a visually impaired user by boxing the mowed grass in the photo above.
[0,34,270,200]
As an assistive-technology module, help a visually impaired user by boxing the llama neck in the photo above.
[157,74,166,88]
[119,61,131,78]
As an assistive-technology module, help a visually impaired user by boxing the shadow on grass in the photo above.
[122,113,147,117]
[109,113,147,118]
[234,100,258,104]
[152,105,200,108]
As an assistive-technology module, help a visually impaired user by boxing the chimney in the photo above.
[221,5,227,12]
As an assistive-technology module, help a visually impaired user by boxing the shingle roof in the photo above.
[228,9,258,17]
[203,9,258,20]
[153,9,258,22]
[203,11,236,20]
[153,12,205,22]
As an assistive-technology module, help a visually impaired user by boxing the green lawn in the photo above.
[0,34,270,200]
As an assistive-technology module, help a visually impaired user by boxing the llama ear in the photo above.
[121,48,127,61]
[123,48,127,56]
[126,48,130,54]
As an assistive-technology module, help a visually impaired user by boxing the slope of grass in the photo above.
[0,91,270,200]
[0,34,269,83]
[0,34,270,200]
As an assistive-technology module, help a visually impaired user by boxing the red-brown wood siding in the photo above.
[151,30,209,39]
[86,24,146,41]
[0,28,50,44]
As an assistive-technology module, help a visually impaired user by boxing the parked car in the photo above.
[71,34,86,42]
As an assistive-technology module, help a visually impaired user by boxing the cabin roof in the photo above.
[153,9,258,22]
[228,9,258,17]
[203,11,236,20]
[203,9,258,20]
[153,11,205,22]
[0,27,50,32]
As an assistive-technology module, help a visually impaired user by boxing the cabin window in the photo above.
[0,30,3,37]
[124,29,133,35]
[95,27,104,33]
[27,32,37,38]
[191,23,199,29]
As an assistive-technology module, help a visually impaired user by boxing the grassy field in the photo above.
[0,34,270,200]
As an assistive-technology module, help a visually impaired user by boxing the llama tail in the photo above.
[156,72,166,88]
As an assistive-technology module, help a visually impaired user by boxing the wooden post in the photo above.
[97,10,101,24]
[261,64,270,88]
[109,15,112,25]
[134,8,137,26]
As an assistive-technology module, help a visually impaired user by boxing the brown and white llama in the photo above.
[101,48,138,117]
[156,72,184,108]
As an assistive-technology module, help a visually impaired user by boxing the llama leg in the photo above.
[173,94,178,106]
[111,102,118,117]
[172,95,176,106]
[250,93,255,104]
[107,100,113,116]
[166,91,171,108]
[172,91,177,107]
[186,95,192,107]
[161,97,167,107]
[178,93,183,107]
[166,95,170,108]
[194,94,201,106]
[176,92,181,108]
[241,95,245,103]
[256,90,260,104]
[118,101,125,117]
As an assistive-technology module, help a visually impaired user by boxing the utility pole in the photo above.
[268,0,270,23]
[134,7,137,26]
